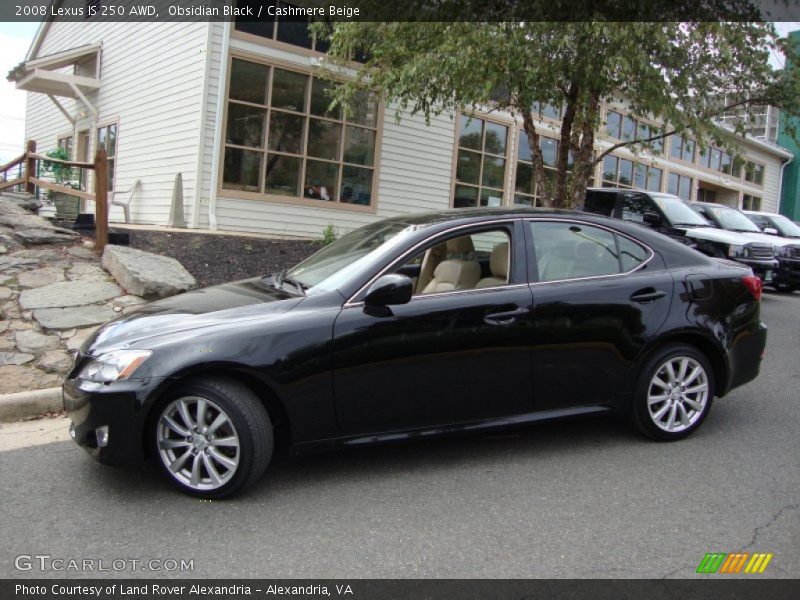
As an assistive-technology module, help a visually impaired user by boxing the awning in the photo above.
[7,43,101,123]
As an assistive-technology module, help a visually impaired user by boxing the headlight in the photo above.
[728,245,745,258]
[78,350,152,383]
[775,245,793,258]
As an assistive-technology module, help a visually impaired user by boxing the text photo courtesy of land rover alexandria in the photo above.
[64,209,767,498]
[583,188,779,281]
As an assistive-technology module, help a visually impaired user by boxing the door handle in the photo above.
[484,307,530,326]
[629,288,667,303]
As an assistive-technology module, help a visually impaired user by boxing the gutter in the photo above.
[206,21,232,231]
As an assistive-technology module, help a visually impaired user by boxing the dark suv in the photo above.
[583,188,778,280]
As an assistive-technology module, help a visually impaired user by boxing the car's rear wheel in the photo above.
[633,344,714,441]
[153,376,272,498]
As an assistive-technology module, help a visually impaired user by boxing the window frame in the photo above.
[600,154,662,192]
[743,160,765,187]
[450,110,513,209]
[666,171,694,201]
[523,217,655,285]
[56,132,74,158]
[218,50,383,213]
[95,119,119,193]
[742,193,762,211]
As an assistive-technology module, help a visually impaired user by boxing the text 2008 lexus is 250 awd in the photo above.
[64,208,767,498]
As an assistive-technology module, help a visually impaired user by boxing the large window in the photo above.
[744,161,765,186]
[234,1,326,52]
[606,110,663,153]
[57,135,73,159]
[222,57,379,208]
[669,134,695,163]
[601,155,661,191]
[453,114,508,208]
[667,172,693,201]
[742,194,761,211]
[513,133,571,206]
[96,123,117,192]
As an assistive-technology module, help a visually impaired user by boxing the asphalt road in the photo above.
[1,292,798,579]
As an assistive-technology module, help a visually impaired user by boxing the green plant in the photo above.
[321,224,338,246]
[42,147,80,189]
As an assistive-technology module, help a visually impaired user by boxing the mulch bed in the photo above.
[53,219,322,288]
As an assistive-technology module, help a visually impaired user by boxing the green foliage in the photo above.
[42,147,79,189]
[321,224,338,246]
[315,20,800,208]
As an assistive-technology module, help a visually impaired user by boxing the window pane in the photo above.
[268,111,304,154]
[230,59,268,105]
[265,153,300,196]
[699,146,710,168]
[304,160,338,201]
[223,147,262,192]
[711,148,722,171]
[732,156,743,177]
[343,126,375,166]
[515,162,534,195]
[484,122,507,154]
[683,139,695,163]
[481,156,505,189]
[107,124,117,156]
[517,132,532,162]
[97,127,106,151]
[350,90,378,127]
[226,103,265,148]
[721,153,732,174]
[667,173,679,196]
[107,159,115,191]
[637,122,650,141]
[514,194,534,207]
[454,185,478,208]
[234,17,275,40]
[307,119,341,161]
[618,159,633,186]
[459,115,482,150]
[456,150,481,185]
[622,116,636,141]
[669,134,682,159]
[603,155,618,181]
[540,137,557,167]
[647,167,662,191]
[480,188,504,207]
[309,78,341,119]
[618,235,648,271]
[633,163,647,189]
[651,135,663,154]
[275,12,312,49]
[754,164,764,185]
[606,111,622,138]
[678,176,692,201]
[340,165,372,205]
[271,68,308,112]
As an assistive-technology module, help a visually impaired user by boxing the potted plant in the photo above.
[42,147,81,219]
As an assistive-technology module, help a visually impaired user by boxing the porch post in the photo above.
[24,140,36,194]
[94,147,109,253]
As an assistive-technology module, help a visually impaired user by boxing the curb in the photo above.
[0,387,63,422]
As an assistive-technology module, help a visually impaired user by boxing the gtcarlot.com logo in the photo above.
[696,552,773,574]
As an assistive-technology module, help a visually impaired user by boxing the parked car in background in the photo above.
[743,210,800,293]
[691,202,796,291]
[582,188,778,279]
[64,208,767,498]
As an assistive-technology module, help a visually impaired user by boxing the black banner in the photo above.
[2,0,800,23]
[3,579,800,600]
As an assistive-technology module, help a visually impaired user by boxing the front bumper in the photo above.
[63,376,168,467]
[734,257,779,282]
[774,257,800,287]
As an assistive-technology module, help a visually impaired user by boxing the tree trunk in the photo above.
[521,109,551,207]
[566,91,600,208]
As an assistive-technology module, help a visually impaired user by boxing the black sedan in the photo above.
[64,209,767,498]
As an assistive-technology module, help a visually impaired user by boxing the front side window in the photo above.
[454,115,508,208]
[222,58,379,207]
[96,124,117,192]
[529,221,648,282]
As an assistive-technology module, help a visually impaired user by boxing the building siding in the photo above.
[24,20,210,224]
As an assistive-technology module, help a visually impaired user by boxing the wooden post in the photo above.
[94,147,108,254]
[24,140,36,194]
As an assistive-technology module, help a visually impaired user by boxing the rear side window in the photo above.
[529,221,649,282]
[584,191,617,216]
[619,193,653,223]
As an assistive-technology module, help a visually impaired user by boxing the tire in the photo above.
[152,376,273,499]
[632,344,714,441]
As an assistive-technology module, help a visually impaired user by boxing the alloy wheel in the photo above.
[647,356,709,433]
[156,396,241,491]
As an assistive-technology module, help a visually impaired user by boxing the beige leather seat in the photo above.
[421,259,481,294]
[416,235,476,293]
[476,242,509,288]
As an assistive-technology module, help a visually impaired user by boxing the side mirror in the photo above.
[364,274,413,308]
[643,211,662,225]
[763,227,778,236]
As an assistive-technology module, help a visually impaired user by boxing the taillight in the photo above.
[742,275,762,301]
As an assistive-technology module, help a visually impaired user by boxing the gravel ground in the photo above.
[53,219,322,288]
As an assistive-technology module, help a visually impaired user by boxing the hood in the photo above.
[85,278,303,355]
[680,226,755,246]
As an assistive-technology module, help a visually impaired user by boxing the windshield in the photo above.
[767,214,800,237]
[286,221,415,293]
[648,194,709,226]
[704,206,760,232]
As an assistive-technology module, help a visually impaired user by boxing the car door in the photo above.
[525,218,674,411]
[331,221,535,437]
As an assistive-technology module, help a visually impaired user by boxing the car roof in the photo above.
[691,201,734,209]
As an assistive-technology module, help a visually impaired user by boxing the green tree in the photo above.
[316,21,800,208]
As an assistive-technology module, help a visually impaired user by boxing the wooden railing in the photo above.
[0,140,109,252]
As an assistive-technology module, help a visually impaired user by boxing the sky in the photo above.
[0,21,799,164]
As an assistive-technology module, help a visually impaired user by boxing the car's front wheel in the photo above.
[153,376,273,498]
[632,344,714,441]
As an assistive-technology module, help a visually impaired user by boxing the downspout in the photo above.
[190,21,215,229]
[778,153,793,215]
[206,21,231,230]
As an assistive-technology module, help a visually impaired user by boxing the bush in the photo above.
[322,224,338,246]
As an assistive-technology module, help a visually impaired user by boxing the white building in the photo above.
[9,17,793,238]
